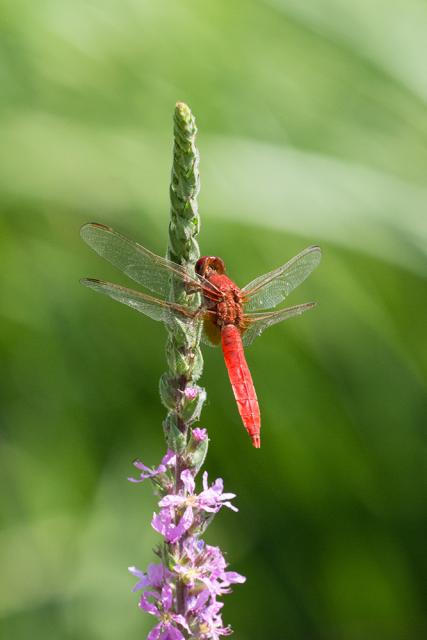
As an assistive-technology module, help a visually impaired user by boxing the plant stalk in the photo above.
[161,102,205,627]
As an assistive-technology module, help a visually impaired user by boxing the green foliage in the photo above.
[0,2,426,639]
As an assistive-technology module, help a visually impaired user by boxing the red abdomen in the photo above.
[221,324,261,448]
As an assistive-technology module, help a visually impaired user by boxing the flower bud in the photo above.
[186,427,209,475]
[181,385,207,424]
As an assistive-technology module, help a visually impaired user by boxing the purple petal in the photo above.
[192,427,207,441]
[199,503,219,513]
[187,588,210,613]
[202,471,209,491]
[181,505,194,531]
[147,563,169,588]
[159,495,186,508]
[172,614,191,632]
[198,488,224,512]
[127,476,147,483]
[180,469,195,494]
[211,478,224,494]
[128,566,145,579]
[161,584,173,611]
[220,492,236,500]
[161,625,185,640]
[139,591,160,616]
[151,511,166,536]
[152,506,194,544]
[147,624,161,640]
[129,452,176,483]
[200,576,221,595]
[133,459,152,472]
[131,580,147,592]
[161,450,176,466]
[222,501,238,512]
[128,566,150,592]
[152,509,176,540]
[128,467,162,483]
[165,528,181,545]
[184,386,198,399]
[167,506,193,543]
[223,571,246,584]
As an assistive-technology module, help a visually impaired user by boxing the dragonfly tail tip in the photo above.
[251,435,261,448]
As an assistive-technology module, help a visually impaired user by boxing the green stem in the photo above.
[168,101,201,269]
[160,103,207,628]
[160,102,204,449]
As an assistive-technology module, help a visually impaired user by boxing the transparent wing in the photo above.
[242,302,316,346]
[242,246,321,312]
[80,223,220,299]
[80,278,197,326]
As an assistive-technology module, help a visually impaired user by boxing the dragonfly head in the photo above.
[195,256,226,277]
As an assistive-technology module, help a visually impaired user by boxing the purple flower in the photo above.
[200,472,238,513]
[184,386,199,400]
[197,599,233,639]
[130,449,245,638]
[200,545,246,596]
[184,385,207,402]
[159,470,238,515]
[192,427,208,442]
[128,450,176,483]
[173,537,245,596]
[139,584,190,640]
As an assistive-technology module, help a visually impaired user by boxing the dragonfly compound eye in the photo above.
[211,257,225,274]
[196,256,225,276]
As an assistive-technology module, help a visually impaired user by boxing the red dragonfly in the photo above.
[81,223,321,448]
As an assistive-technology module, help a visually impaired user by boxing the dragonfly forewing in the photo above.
[80,223,219,300]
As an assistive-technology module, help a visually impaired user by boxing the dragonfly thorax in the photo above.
[206,275,244,328]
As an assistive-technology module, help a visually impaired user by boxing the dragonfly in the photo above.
[80,223,321,448]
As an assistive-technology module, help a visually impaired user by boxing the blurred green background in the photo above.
[1,1,426,639]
